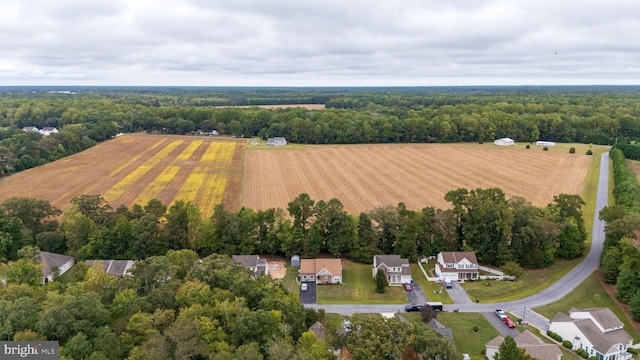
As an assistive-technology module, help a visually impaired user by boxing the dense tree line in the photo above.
[1,87,640,177]
[600,149,640,321]
[0,189,585,270]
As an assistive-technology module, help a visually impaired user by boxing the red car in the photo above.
[503,317,516,328]
[403,283,412,291]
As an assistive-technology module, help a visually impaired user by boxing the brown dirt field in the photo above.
[242,143,592,214]
[627,159,640,179]
[0,134,245,213]
[267,261,286,280]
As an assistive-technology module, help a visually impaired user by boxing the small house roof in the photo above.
[40,251,74,277]
[232,255,260,268]
[573,308,624,330]
[85,260,134,277]
[374,255,409,267]
[439,251,478,265]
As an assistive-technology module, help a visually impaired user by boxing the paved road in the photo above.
[308,152,610,331]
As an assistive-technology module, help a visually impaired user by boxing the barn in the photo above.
[494,137,516,146]
[267,137,287,146]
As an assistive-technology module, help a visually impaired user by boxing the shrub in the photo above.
[628,348,638,355]
[543,146,549,151]
[479,140,484,144]
[569,147,576,153]
[525,144,530,149]
[562,340,572,348]
[576,348,588,358]
[472,326,479,333]
[586,149,593,155]
[546,330,553,336]
[375,269,388,293]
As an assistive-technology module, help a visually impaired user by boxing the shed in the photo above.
[494,137,516,146]
[267,137,287,146]
[291,255,300,267]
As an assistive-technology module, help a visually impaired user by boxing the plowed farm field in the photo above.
[243,143,592,213]
[0,134,245,217]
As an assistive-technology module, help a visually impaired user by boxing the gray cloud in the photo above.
[0,0,638,85]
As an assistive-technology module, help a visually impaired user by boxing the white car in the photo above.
[495,309,507,319]
[301,283,308,291]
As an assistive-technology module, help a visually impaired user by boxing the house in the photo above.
[536,140,556,147]
[300,258,342,284]
[494,137,516,146]
[85,260,135,278]
[549,308,634,360]
[232,255,269,277]
[22,126,39,133]
[372,255,412,285]
[267,137,287,146]
[40,251,75,284]
[39,127,59,136]
[486,330,562,360]
[435,251,479,281]
[309,321,325,340]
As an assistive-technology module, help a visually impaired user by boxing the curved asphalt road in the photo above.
[308,152,610,330]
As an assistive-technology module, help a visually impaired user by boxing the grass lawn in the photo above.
[534,273,640,342]
[316,260,408,304]
[278,264,300,294]
[463,258,582,303]
[411,263,453,304]
[436,312,501,356]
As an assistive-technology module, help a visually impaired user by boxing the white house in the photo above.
[372,255,412,285]
[435,251,479,281]
[536,140,556,147]
[549,308,634,360]
[39,127,59,136]
[486,330,562,360]
[232,255,269,278]
[40,251,75,284]
[22,126,39,133]
[494,137,516,146]
[267,137,287,146]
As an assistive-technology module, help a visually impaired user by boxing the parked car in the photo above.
[403,283,412,291]
[503,317,516,328]
[444,278,452,289]
[404,304,424,312]
[301,283,308,291]
[495,309,507,319]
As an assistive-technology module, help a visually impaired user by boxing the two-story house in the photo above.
[300,258,342,284]
[232,255,268,278]
[549,308,634,360]
[372,255,412,285]
[435,251,479,281]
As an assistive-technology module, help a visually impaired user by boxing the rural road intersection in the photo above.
[307,152,610,332]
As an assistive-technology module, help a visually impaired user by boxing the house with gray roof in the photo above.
[372,255,412,285]
[549,308,634,360]
[40,251,75,284]
[232,255,268,278]
[486,330,562,360]
[85,260,134,278]
[435,251,479,281]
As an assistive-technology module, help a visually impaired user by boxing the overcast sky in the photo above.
[1,0,639,86]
